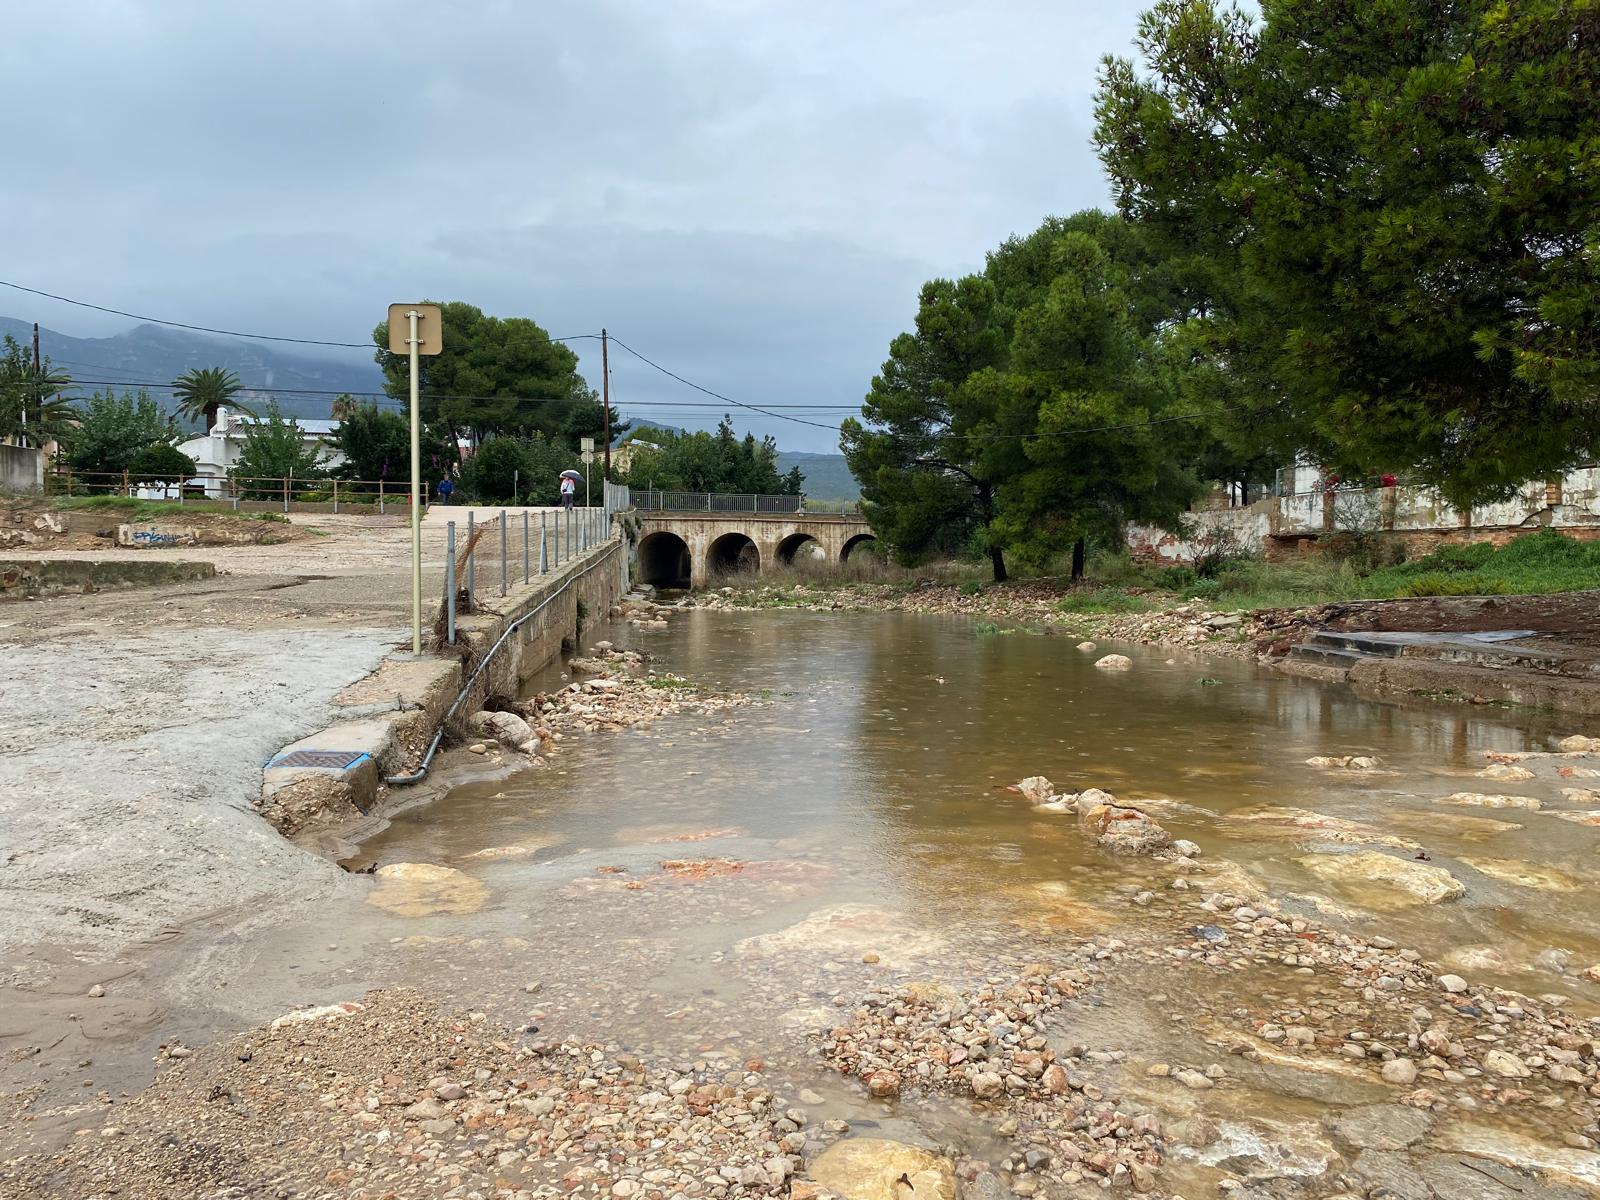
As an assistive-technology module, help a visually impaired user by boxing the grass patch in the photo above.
[52,495,287,523]
[1055,589,1155,614]
[644,674,699,691]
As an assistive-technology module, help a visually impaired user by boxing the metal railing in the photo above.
[49,468,422,514]
[630,489,860,515]
[441,498,620,642]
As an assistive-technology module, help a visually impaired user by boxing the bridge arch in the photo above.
[777,532,824,565]
[638,531,692,588]
[709,532,760,577]
[841,533,879,562]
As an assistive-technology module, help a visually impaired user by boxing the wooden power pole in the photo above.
[601,328,611,481]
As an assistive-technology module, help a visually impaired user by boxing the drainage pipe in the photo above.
[384,540,621,786]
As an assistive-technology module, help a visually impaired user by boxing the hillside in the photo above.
[0,316,384,426]
[777,451,859,501]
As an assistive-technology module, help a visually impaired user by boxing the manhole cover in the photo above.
[272,750,368,769]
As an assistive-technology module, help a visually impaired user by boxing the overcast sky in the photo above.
[2,1,1147,451]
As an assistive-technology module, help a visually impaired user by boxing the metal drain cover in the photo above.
[272,750,368,770]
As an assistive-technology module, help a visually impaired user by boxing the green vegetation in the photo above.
[332,402,455,485]
[620,417,802,495]
[1088,531,1600,611]
[1096,0,1600,509]
[844,2,1600,575]
[62,388,185,488]
[458,433,583,503]
[228,403,329,498]
[51,495,286,522]
[370,301,621,450]
[0,335,72,447]
[171,366,253,432]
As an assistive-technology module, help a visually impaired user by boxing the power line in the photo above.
[608,336,847,433]
[1,279,601,350]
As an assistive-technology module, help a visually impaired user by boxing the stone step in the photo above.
[1305,631,1407,657]
[1287,644,1367,668]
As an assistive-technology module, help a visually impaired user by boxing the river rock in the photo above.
[469,709,536,750]
[367,863,489,917]
[1438,974,1469,993]
[1225,806,1420,851]
[808,1138,957,1200]
[1482,1050,1530,1078]
[1076,641,1096,651]
[1305,755,1380,770]
[865,1070,900,1099]
[1094,653,1133,671]
[1548,809,1600,826]
[1477,763,1535,782]
[1435,792,1542,810]
[1557,734,1600,752]
[1380,1058,1418,1085]
[1459,856,1578,891]
[1015,776,1056,805]
[1329,1103,1434,1151]
[735,904,943,968]
[1079,802,1171,855]
[1295,851,1465,909]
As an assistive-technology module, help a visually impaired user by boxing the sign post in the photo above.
[580,436,594,511]
[388,303,443,654]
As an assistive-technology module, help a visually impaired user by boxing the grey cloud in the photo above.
[2,0,1149,450]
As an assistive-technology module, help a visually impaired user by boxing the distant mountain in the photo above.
[0,316,384,426]
[778,451,859,501]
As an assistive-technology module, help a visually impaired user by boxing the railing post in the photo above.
[332,479,339,514]
[500,509,509,597]
[467,510,476,596]
[231,477,238,511]
[523,511,530,584]
[379,478,385,515]
[446,520,457,644]
[123,469,130,497]
[283,473,290,514]
[541,512,548,573]
[706,492,712,512]
[554,509,561,567]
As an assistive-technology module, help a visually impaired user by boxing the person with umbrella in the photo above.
[559,469,579,511]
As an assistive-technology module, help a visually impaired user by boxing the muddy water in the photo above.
[284,607,1599,1063]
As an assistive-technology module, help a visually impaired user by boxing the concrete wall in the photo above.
[635,513,876,587]
[0,445,44,493]
[1132,466,1600,564]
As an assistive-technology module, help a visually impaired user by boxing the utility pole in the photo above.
[24,322,39,445]
[601,328,610,481]
[387,303,443,656]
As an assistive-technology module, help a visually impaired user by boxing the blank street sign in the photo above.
[387,304,443,355]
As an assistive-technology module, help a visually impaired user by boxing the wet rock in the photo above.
[1438,974,1468,994]
[1186,1117,1337,1181]
[865,1069,900,1099]
[1557,734,1600,752]
[808,1138,958,1200]
[1458,856,1578,892]
[1173,1068,1214,1089]
[1380,1058,1417,1085]
[1481,1050,1530,1078]
[1294,850,1465,909]
[1227,805,1419,851]
[1435,791,1542,810]
[1093,653,1132,671]
[1079,801,1171,855]
[469,708,535,749]
[1305,755,1381,770]
[736,904,943,968]
[1477,763,1535,782]
[1014,776,1055,805]
[1328,1103,1434,1152]
[86,984,105,999]
[1076,641,1096,651]
[366,863,489,917]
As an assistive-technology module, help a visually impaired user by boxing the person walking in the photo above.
[559,473,576,511]
[435,475,455,507]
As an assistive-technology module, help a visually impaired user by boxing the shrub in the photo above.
[1393,575,1511,598]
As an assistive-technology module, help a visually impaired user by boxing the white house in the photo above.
[177,406,345,497]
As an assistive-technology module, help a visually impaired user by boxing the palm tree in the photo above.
[172,367,256,432]
[0,335,72,448]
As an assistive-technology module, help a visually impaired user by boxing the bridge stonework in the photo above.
[634,512,876,588]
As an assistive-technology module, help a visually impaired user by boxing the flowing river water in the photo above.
[14,607,1600,1194]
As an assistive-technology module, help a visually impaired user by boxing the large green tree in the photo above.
[370,302,620,449]
[64,389,182,488]
[172,366,254,432]
[331,401,455,483]
[843,214,1196,580]
[228,403,329,497]
[1096,0,1600,506]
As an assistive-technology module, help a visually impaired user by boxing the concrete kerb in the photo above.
[258,533,628,834]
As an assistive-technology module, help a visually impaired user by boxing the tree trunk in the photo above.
[1071,537,1086,581]
[204,402,219,433]
[990,544,1008,582]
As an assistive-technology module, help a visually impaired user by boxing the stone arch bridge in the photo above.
[634,512,877,588]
